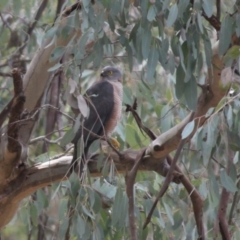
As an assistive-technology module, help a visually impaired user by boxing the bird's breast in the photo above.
[105,81,123,135]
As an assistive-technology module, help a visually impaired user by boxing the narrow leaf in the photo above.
[147,5,157,22]
[220,169,238,193]
[182,120,195,139]
[77,95,89,118]
[49,46,65,62]
[147,47,159,83]
[202,0,213,18]
[166,4,178,27]
[219,15,234,56]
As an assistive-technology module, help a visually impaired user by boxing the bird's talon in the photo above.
[109,137,120,150]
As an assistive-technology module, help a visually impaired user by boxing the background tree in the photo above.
[0,0,240,239]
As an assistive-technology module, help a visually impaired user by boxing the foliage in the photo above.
[1,0,240,239]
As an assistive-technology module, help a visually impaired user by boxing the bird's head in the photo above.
[100,66,123,83]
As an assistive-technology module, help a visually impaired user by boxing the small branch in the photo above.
[62,1,82,17]
[0,72,12,77]
[167,156,205,239]
[228,179,240,225]
[54,0,66,22]
[214,147,233,239]
[125,149,145,240]
[0,99,13,128]
[65,200,74,240]
[143,138,186,229]
[27,0,49,37]
[216,0,221,21]
[143,112,194,229]
[0,11,12,32]
[125,98,156,141]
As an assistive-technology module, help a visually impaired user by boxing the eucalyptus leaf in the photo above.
[49,46,65,62]
[47,63,62,72]
[147,5,157,22]
[182,120,195,139]
[219,15,234,56]
[77,95,89,118]
[202,0,213,18]
[60,128,75,147]
[166,4,178,27]
[146,47,159,83]
[220,169,238,193]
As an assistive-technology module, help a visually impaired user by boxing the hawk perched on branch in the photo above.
[72,66,123,172]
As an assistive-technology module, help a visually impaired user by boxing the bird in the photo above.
[71,66,123,174]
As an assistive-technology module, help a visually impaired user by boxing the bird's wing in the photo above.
[72,80,114,148]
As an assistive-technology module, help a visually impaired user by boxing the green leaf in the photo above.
[163,202,174,225]
[220,169,238,193]
[224,45,240,62]
[184,75,197,110]
[30,204,38,226]
[205,107,215,118]
[141,28,152,59]
[204,37,212,67]
[219,15,234,56]
[182,120,195,139]
[60,128,75,147]
[226,104,233,129]
[93,40,103,68]
[112,188,128,227]
[175,65,185,99]
[146,47,159,83]
[166,4,178,27]
[147,5,157,22]
[48,63,62,72]
[49,46,65,62]
[160,104,172,132]
[77,215,86,238]
[236,14,240,37]
[44,26,58,39]
[202,0,213,18]
[77,94,89,118]
[108,13,115,31]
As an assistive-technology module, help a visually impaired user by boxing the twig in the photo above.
[0,99,13,128]
[0,11,12,32]
[30,136,63,144]
[216,0,221,21]
[62,1,82,17]
[228,179,240,224]
[65,199,74,240]
[54,0,66,22]
[0,72,12,77]
[211,156,225,169]
[214,148,233,239]
[143,111,195,229]
[166,155,205,239]
[18,0,49,54]
[126,98,156,141]
[143,137,186,229]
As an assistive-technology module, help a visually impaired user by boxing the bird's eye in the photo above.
[108,71,113,75]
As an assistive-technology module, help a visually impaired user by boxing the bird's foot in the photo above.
[109,137,120,150]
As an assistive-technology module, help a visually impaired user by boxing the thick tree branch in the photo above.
[0,69,25,182]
